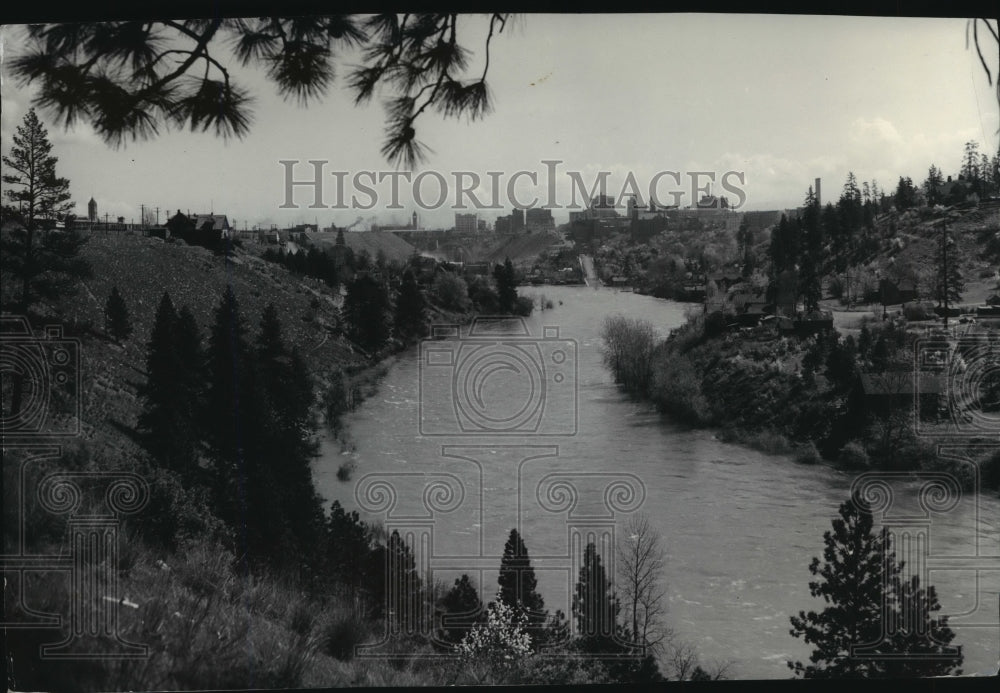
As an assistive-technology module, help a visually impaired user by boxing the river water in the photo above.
[312,284,1000,679]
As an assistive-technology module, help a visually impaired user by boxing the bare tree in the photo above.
[615,514,668,658]
[665,638,734,681]
[600,315,659,397]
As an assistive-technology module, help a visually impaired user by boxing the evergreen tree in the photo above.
[494,257,518,313]
[342,273,391,353]
[441,574,484,645]
[799,188,824,312]
[1,108,91,314]
[393,268,428,343]
[138,293,204,479]
[789,498,963,678]
[322,367,351,435]
[572,542,624,656]
[325,500,377,593]
[253,303,325,572]
[933,224,964,313]
[104,285,132,343]
[139,292,179,458]
[923,165,944,206]
[375,530,425,632]
[203,287,278,565]
[497,528,547,645]
[893,177,917,211]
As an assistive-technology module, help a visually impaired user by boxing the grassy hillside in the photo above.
[482,230,562,264]
[56,232,363,466]
[304,229,416,263]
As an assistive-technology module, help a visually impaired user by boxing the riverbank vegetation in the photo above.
[600,310,1000,491]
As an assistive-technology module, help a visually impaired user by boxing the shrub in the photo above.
[837,441,870,469]
[337,460,357,482]
[513,295,535,316]
[650,353,710,425]
[795,442,823,465]
[903,302,935,321]
[432,272,471,312]
[323,610,369,661]
[981,450,1000,490]
[703,311,729,338]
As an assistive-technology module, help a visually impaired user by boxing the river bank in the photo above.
[312,285,1000,678]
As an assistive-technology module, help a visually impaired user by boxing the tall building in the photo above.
[525,207,554,230]
[88,197,97,222]
[512,208,525,232]
[455,212,478,234]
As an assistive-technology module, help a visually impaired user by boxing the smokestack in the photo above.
[815,178,821,207]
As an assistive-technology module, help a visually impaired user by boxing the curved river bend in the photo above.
[313,285,1000,679]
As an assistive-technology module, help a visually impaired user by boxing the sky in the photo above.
[1,14,998,230]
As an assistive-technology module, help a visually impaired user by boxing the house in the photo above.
[879,278,918,305]
[986,294,1000,307]
[777,310,833,337]
[190,214,232,238]
[707,269,742,293]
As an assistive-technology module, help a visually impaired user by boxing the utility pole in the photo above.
[140,204,145,228]
[941,219,950,330]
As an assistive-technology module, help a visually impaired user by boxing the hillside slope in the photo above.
[54,233,364,465]
[304,229,416,263]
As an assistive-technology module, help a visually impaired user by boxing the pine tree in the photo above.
[203,287,276,563]
[497,528,548,647]
[923,165,944,206]
[789,498,962,678]
[325,500,376,592]
[494,257,518,313]
[933,224,964,314]
[441,574,484,645]
[393,268,428,343]
[572,542,624,656]
[1,108,91,313]
[374,530,425,632]
[799,188,824,312]
[249,303,324,572]
[342,274,391,353]
[138,293,203,479]
[139,292,179,454]
[104,285,132,343]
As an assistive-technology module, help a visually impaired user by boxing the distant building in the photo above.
[478,218,487,232]
[495,215,511,234]
[879,278,918,305]
[190,213,232,238]
[525,207,554,231]
[455,213,478,234]
[512,208,525,232]
[88,197,97,222]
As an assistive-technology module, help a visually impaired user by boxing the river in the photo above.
[312,284,1000,679]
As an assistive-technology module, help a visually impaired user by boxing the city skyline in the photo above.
[2,14,998,230]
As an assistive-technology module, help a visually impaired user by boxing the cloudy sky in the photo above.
[2,14,998,230]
